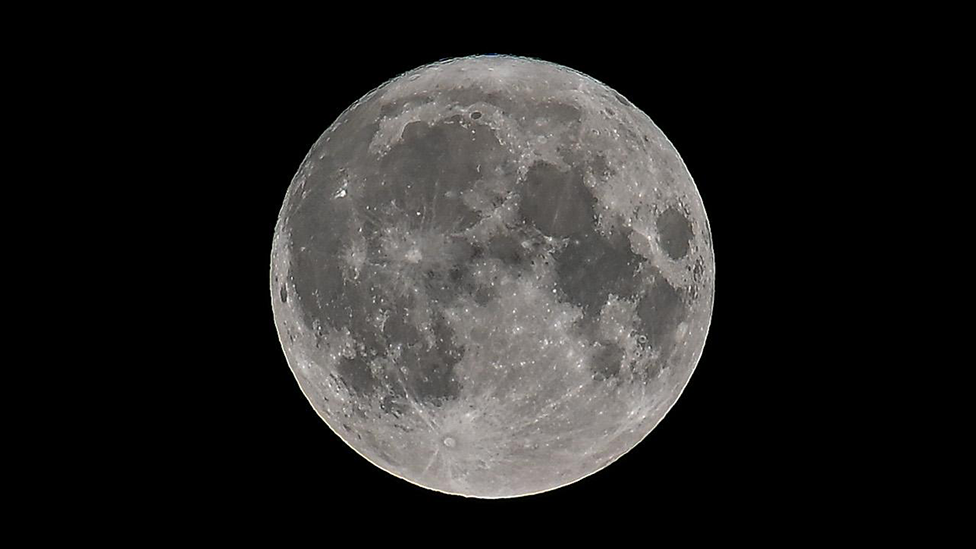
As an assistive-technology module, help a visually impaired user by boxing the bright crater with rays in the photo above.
[271,55,715,498]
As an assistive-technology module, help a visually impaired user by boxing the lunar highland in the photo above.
[271,55,714,498]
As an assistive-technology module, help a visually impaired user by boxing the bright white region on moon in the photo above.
[270,55,715,498]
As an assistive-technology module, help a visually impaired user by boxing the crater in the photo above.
[611,91,632,108]
[378,93,435,118]
[473,285,494,305]
[656,207,694,260]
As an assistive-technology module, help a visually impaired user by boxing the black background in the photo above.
[174,32,841,525]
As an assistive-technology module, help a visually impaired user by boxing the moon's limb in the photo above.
[271,55,714,498]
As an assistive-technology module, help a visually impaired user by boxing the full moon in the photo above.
[270,55,714,498]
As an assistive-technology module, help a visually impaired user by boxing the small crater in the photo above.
[279,284,288,303]
[470,111,482,119]
[443,436,456,448]
[473,286,494,305]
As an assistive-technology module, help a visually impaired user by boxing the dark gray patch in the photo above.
[422,269,455,305]
[612,91,632,108]
[285,145,363,334]
[442,88,524,119]
[591,342,624,381]
[422,240,480,305]
[473,286,494,305]
[532,101,583,127]
[401,315,463,405]
[335,354,378,396]
[367,116,507,231]
[294,239,389,361]
[379,451,399,466]
[380,393,408,417]
[657,207,693,260]
[343,281,387,355]
[442,86,489,108]
[693,257,705,284]
[554,226,645,315]
[379,93,435,118]
[588,153,613,178]
[636,271,687,360]
[279,284,288,303]
[381,302,422,349]
[487,234,526,267]
[519,162,595,237]
[289,241,345,332]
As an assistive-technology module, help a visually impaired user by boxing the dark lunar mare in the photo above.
[656,207,694,260]
[636,267,688,375]
[511,156,692,383]
[284,77,693,417]
[286,95,526,406]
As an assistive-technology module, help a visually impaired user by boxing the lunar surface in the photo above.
[271,55,714,498]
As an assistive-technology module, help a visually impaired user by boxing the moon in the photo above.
[270,55,714,498]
